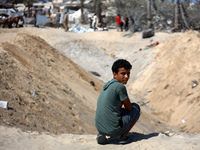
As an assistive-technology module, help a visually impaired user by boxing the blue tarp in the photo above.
[26,18,35,24]
[36,14,51,26]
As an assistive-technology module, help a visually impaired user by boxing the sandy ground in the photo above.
[1,125,200,150]
[0,26,200,149]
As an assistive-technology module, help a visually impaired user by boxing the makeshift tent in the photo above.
[26,18,35,24]
[11,11,24,18]
[36,14,51,26]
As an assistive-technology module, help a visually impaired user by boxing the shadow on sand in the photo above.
[106,132,159,145]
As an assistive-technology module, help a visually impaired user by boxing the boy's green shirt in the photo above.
[95,79,128,135]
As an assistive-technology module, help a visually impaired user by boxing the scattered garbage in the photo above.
[32,90,37,96]
[177,91,181,96]
[90,71,101,77]
[142,29,154,38]
[0,101,8,109]
[143,47,153,50]
[164,84,169,89]
[146,41,159,47]
[141,41,159,51]
[181,119,186,124]
[69,25,94,33]
[90,81,95,86]
[164,131,175,137]
[192,80,198,88]
[110,52,115,57]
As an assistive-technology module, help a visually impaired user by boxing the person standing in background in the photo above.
[55,10,60,28]
[89,17,93,28]
[93,13,97,30]
[124,14,129,31]
[33,10,37,27]
[116,14,123,32]
[48,6,51,18]
[63,12,68,32]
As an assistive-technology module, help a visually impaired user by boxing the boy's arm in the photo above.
[122,98,132,111]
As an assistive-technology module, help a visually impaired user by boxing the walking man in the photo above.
[93,13,97,30]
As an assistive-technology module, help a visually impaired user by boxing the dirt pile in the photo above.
[0,33,103,135]
[130,31,200,133]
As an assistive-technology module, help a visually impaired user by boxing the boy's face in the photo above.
[113,68,131,84]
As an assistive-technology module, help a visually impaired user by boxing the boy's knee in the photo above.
[131,103,140,120]
[132,103,140,112]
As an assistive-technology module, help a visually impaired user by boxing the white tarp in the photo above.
[0,9,16,16]
[69,25,94,33]
[0,101,8,109]
[68,8,89,24]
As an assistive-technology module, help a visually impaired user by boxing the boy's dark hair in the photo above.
[112,59,132,73]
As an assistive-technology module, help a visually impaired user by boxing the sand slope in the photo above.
[0,32,102,135]
[130,31,200,133]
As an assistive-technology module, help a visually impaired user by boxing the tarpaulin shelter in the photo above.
[11,11,24,18]
[26,18,35,24]
[36,14,51,26]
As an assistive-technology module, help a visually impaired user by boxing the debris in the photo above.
[90,71,101,77]
[0,101,8,109]
[142,29,154,38]
[69,25,94,33]
[146,41,159,47]
[177,91,180,95]
[164,131,175,137]
[164,84,169,89]
[97,28,103,31]
[192,80,198,88]
[186,93,193,97]
[142,41,159,51]
[32,90,36,96]
[181,119,186,124]
[143,47,152,50]
[103,27,108,31]
[90,81,95,86]
[110,52,115,57]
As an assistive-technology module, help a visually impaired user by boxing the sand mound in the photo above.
[0,33,103,135]
[130,31,200,133]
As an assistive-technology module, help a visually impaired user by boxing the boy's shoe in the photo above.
[96,133,107,145]
[118,137,131,144]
